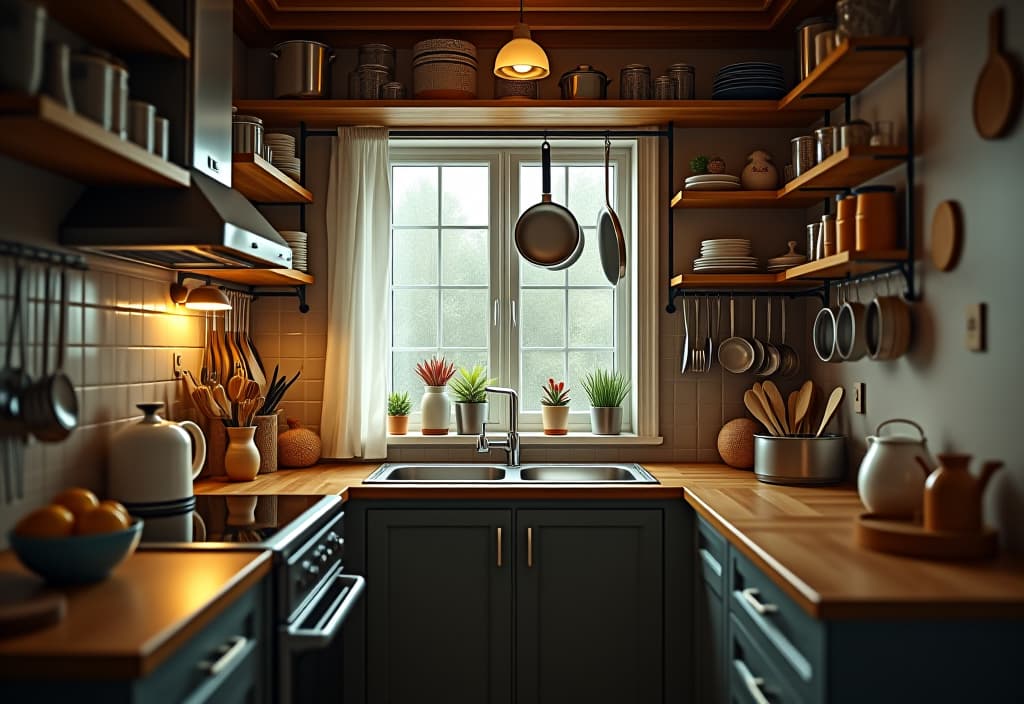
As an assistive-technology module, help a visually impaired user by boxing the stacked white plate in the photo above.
[684,173,741,191]
[767,241,807,272]
[694,238,759,272]
[280,230,308,272]
[264,133,301,181]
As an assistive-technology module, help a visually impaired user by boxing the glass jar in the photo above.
[619,64,651,100]
[836,0,903,41]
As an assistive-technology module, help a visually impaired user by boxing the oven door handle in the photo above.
[281,570,366,653]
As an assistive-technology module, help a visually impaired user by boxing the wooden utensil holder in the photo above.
[255,413,281,474]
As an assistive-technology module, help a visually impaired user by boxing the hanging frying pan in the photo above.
[515,140,583,270]
[596,137,626,284]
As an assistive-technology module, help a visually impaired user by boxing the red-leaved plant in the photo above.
[415,355,457,387]
[540,378,570,407]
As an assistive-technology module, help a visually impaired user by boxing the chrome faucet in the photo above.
[476,386,520,467]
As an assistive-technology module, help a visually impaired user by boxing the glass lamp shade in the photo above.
[184,285,232,311]
[493,24,549,80]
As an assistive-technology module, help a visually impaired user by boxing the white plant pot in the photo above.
[420,385,451,435]
[541,405,570,435]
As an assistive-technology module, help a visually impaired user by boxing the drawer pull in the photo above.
[497,526,503,567]
[734,658,771,704]
[741,587,778,615]
[199,635,248,677]
[527,527,534,568]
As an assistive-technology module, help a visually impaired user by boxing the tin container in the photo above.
[836,192,857,252]
[796,16,835,80]
[791,135,817,176]
[839,119,872,149]
[754,434,847,486]
[619,64,651,100]
[357,63,390,99]
[815,125,838,162]
[558,64,610,99]
[232,114,263,154]
[854,185,898,250]
[380,81,406,100]
[153,116,169,159]
[667,63,695,99]
[653,75,677,100]
[821,213,837,257]
[357,43,395,75]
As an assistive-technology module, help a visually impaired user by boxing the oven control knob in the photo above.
[301,560,320,580]
[327,531,341,545]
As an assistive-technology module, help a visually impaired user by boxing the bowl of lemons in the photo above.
[9,488,143,585]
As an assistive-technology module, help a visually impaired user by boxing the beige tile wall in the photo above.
[0,257,206,542]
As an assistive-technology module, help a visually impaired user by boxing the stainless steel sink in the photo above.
[364,462,657,484]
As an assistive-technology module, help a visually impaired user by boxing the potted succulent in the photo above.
[387,391,412,435]
[415,355,457,435]
[449,365,495,435]
[540,378,571,435]
[580,369,630,436]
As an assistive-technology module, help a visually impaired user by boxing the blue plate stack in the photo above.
[712,62,787,100]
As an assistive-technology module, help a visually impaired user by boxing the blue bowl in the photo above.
[8,520,144,585]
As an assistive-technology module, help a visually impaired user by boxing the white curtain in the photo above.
[320,127,391,458]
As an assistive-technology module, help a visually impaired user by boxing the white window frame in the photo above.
[388,138,661,445]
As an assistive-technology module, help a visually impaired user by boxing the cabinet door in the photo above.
[696,581,727,704]
[366,509,513,704]
[516,509,663,704]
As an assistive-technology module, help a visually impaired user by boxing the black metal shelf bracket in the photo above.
[0,240,88,270]
[176,273,310,313]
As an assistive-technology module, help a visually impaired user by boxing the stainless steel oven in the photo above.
[138,494,364,703]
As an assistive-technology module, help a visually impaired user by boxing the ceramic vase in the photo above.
[225,426,260,481]
[420,385,451,435]
[455,402,487,435]
[387,415,410,435]
[541,405,570,435]
[589,406,622,435]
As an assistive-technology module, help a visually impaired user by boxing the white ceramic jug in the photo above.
[857,418,935,517]
[109,402,207,505]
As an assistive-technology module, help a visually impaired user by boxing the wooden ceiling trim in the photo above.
[267,0,774,11]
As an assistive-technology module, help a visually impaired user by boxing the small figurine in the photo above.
[708,156,727,174]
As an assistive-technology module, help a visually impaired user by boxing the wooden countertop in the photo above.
[195,462,1024,621]
[0,549,271,680]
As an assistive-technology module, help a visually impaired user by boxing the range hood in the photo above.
[60,0,292,270]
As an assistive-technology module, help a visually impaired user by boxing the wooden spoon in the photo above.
[750,383,780,435]
[815,386,845,437]
[974,8,1021,139]
[744,390,780,437]
[762,381,790,435]
[793,380,813,435]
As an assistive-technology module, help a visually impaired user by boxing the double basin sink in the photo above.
[364,463,658,484]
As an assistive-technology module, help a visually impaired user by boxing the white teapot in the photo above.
[109,403,206,506]
[857,419,935,517]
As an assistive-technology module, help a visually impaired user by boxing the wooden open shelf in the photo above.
[183,268,313,287]
[670,249,908,292]
[0,94,190,188]
[671,146,907,209]
[44,0,189,59]
[232,153,312,204]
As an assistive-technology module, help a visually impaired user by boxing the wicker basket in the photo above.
[255,414,281,474]
[717,418,759,469]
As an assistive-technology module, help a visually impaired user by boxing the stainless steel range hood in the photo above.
[60,0,292,270]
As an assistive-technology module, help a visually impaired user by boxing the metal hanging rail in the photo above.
[176,272,310,313]
[0,240,88,270]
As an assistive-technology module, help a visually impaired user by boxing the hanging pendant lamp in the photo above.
[493,0,549,80]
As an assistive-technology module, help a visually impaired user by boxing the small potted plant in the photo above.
[415,355,457,435]
[387,391,412,435]
[449,365,495,435]
[540,378,571,435]
[580,369,630,435]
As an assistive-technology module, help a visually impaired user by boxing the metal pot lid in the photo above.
[271,39,333,51]
[560,65,608,81]
[622,64,650,71]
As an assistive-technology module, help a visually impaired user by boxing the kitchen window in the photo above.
[388,140,659,438]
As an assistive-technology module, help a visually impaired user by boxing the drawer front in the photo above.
[728,614,803,704]
[141,581,268,704]
[729,550,823,694]
[697,516,727,594]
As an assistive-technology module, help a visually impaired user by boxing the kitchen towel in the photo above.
[321,126,391,458]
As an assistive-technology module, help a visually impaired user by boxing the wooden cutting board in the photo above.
[0,572,66,638]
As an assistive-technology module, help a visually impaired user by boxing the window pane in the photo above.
[568,289,614,347]
[393,228,438,285]
[393,166,437,225]
[441,289,488,348]
[442,166,488,226]
[519,165,567,213]
[567,165,607,227]
[520,260,564,287]
[394,289,438,348]
[442,229,488,285]
[568,350,615,411]
[568,227,613,287]
[393,350,432,400]
[521,349,565,412]
[520,289,565,348]
[445,351,490,380]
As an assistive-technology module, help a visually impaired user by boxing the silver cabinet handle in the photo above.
[741,587,778,615]
[497,526,503,567]
[527,527,533,568]
[734,658,771,704]
[199,635,248,677]
[510,300,517,327]
[492,298,500,327]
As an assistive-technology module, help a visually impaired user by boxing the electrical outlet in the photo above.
[966,303,986,352]
[172,352,183,378]
[853,382,865,414]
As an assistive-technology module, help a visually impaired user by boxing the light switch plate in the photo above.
[966,303,986,352]
[853,382,865,414]
[172,352,183,378]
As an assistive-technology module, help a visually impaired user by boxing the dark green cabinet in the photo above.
[366,509,513,704]
[358,504,681,704]
[516,509,663,704]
